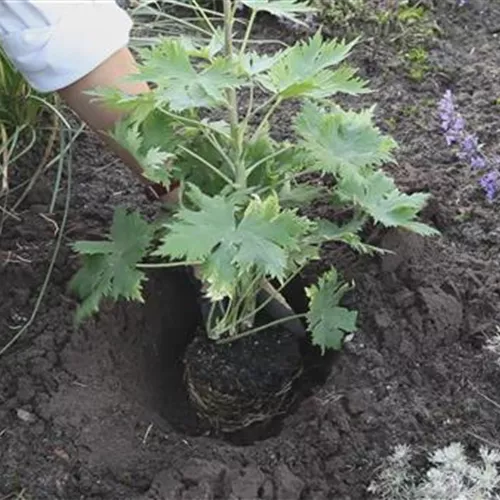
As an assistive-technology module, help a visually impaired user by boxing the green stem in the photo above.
[202,130,236,175]
[223,0,245,187]
[239,9,257,55]
[11,127,37,165]
[178,145,237,186]
[215,264,307,337]
[216,313,307,344]
[136,260,200,269]
[246,146,292,176]
[252,97,282,142]
[248,95,277,123]
[191,0,218,35]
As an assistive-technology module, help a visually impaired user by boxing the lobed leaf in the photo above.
[257,33,364,99]
[314,218,386,255]
[135,39,242,111]
[155,187,311,299]
[295,102,397,178]
[70,208,154,323]
[336,171,440,235]
[241,0,316,24]
[306,268,358,353]
[111,118,174,188]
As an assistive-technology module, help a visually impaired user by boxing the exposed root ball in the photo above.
[184,329,303,433]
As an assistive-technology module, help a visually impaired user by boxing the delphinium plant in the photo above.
[70,0,438,351]
[438,89,498,201]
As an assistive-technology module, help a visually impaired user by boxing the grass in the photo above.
[0,48,60,198]
[1,491,31,500]
[0,47,83,355]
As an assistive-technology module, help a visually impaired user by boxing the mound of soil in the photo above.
[2,1,500,499]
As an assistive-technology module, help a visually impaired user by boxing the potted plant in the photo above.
[69,0,438,432]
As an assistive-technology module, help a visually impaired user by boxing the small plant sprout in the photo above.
[70,0,438,351]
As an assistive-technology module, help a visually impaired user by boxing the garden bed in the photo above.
[2,1,500,498]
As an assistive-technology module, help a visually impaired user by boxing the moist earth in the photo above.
[2,1,500,498]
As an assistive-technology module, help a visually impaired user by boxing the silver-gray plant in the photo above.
[368,442,500,499]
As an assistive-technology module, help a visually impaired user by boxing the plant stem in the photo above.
[240,9,257,55]
[248,95,277,123]
[202,131,236,175]
[246,146,292,176]
[223,0,245,188]
[179,145,237,186]
[252,97,282,142]
[191,0,218,35]
[216,313,307,344]
[136,260,200,269]
[215,264,307,337]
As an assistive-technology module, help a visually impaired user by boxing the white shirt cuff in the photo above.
[0,1,133,93]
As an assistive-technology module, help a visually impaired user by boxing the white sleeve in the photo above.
[0,1,133,93]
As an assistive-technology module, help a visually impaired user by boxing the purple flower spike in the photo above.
[480,171,498,201]
[459,134,479,156]
[438,90,455,130]
[438,90,464,145]
[458,133,486,169]
[446,116,465,145]
[438,90,497,201]
[470,155,487,170]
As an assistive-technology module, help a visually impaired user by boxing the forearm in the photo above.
[57,47,151,182]
[0,0,154,185]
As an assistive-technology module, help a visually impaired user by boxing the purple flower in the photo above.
[438,90,497,201]
[438,90,464,145]
[446,116,465,145]
[459,133,480,156]
[480,171,498,201]
[458,133,486,169]
[470,155,487,170]
[438,90,455,129]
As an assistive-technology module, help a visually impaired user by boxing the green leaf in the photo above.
[295,102,397,177]
[257,32,364,98]
[111,118,174,188]
[179,30,224,60]
[137,39,242,111]
[239,51,284,76]
[306,269,358,353]
[314,218,386,255]
[85,86,156,123]
[279,182,326,206]
[154,185,237,262]
[70,208,154,323]
[155,187,311,299]
[307,66,370,98]
[241,0,316,23]
[336,171,440,235]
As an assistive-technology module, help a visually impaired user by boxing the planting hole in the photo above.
[124,268,334,445]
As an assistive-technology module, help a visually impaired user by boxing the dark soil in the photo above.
[2,1,500,498]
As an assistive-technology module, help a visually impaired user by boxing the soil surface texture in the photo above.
[2,1,500,498]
